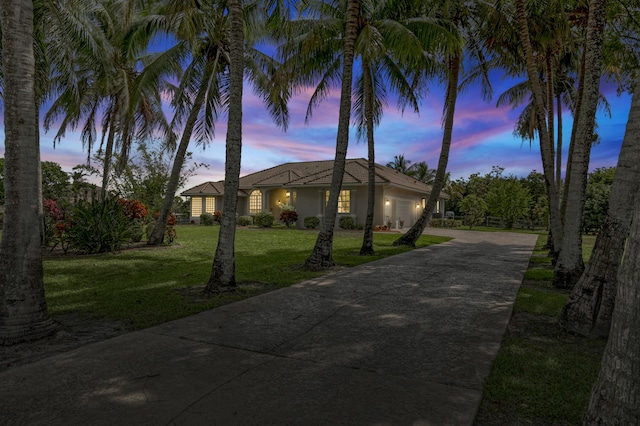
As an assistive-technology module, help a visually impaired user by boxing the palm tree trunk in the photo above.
[583,192,640,423]
[514,0,563,255]
[394,52,461,247]
[101,101,119,197]
[148,79,208,245]
[303,0,360,270]
[553,0,608,289]
[560,76,640,338]
[204,0,244,292]
[546,51,555,171]
[0,0,57,344]
[360,57,375,256]
[555,90,563,187]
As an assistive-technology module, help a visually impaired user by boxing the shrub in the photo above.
[145,221,156,240]
[255,211,274,228]
[430,218,462,228]
[280,210,299,228]
[237,215,253,226]
[67,197,132,253]
[304,216,320,229]
[338,215,355,230]
[213,211,222,223]
[200,212,216,226]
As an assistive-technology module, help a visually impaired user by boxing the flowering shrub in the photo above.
[44,199,64,220]
[118,198,148,221]
[280,210,298,228]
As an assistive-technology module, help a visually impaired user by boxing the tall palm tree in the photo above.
[553,0,610,289]
[511,0,563,255]
[394,0,480,247]
[148,0,288,245]
[584,102,640,420]
[0,0,57,344]
[43,0,168,195]
[560,76,640,338]
[204,0,246,291]
[302,0,360,270]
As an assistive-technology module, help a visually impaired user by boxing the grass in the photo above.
[475,233,606,425]
[43,225,449,329]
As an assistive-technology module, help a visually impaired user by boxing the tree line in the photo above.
[1,0,639,422]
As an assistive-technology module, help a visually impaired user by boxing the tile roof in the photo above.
[181,158,448,198]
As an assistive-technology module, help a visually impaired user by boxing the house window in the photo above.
[205,197,216,213]
[326,190,350,213]
[249,190,262,214]
[191,197,203,216]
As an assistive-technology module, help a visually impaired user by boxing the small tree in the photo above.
[459,195,487,229]
[487,177,531,228]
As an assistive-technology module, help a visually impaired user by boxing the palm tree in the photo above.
[148,0,288,245]
[302,0,361,270]
[394,1,480,247]
[553,0,610,289]
[407,161,436,184]
[0,0,57,344]
[560,75,640,338]
[510,0,563,255]
[386,154,413,174]
[204,0,246,291]
[43,0,168,195]
[584,114,640,421]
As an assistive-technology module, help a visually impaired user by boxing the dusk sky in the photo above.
[2,73,632,191]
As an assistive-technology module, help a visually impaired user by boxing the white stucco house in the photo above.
[181,158,448,229]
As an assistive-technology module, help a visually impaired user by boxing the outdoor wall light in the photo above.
[385,199,390,206]
[416,203,421,209]
[285,191,290,197]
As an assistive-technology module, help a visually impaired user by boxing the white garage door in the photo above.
[397,200,412,226]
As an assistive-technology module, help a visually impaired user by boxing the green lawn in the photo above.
[43,225,449,329]
[476,233,606,425]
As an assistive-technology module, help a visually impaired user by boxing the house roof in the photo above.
[181,158,449,198]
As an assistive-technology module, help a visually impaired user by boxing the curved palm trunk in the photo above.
[303,0,359,270]
[515,0,563,256]
[360,57,375,256]
[394,52,460,247]
[583,194,640,423]
[560,76,640,338]
[553,0,608,289]
[555,91,563,187]
[204,0,244,292]
[148,81,208,245]
[0,0,57,344]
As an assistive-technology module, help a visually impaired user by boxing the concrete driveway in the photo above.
[0,229,537,425]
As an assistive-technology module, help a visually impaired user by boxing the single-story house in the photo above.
[181,158,449,229]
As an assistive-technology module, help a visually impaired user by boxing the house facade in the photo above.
[181,159,448,229]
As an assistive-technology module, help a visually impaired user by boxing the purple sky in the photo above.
[1,76,631,190]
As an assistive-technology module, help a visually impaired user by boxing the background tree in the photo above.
[487,176,531,229]
[459,194,487,229]
[0,0,57,344]
[582,167,615,233]
[41,161,71,203]
[386,154,413,174]
[407,161,436,184]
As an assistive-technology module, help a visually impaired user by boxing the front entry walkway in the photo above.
[0,229,537,425]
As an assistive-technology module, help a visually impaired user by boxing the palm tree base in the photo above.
[0,317,59,346]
